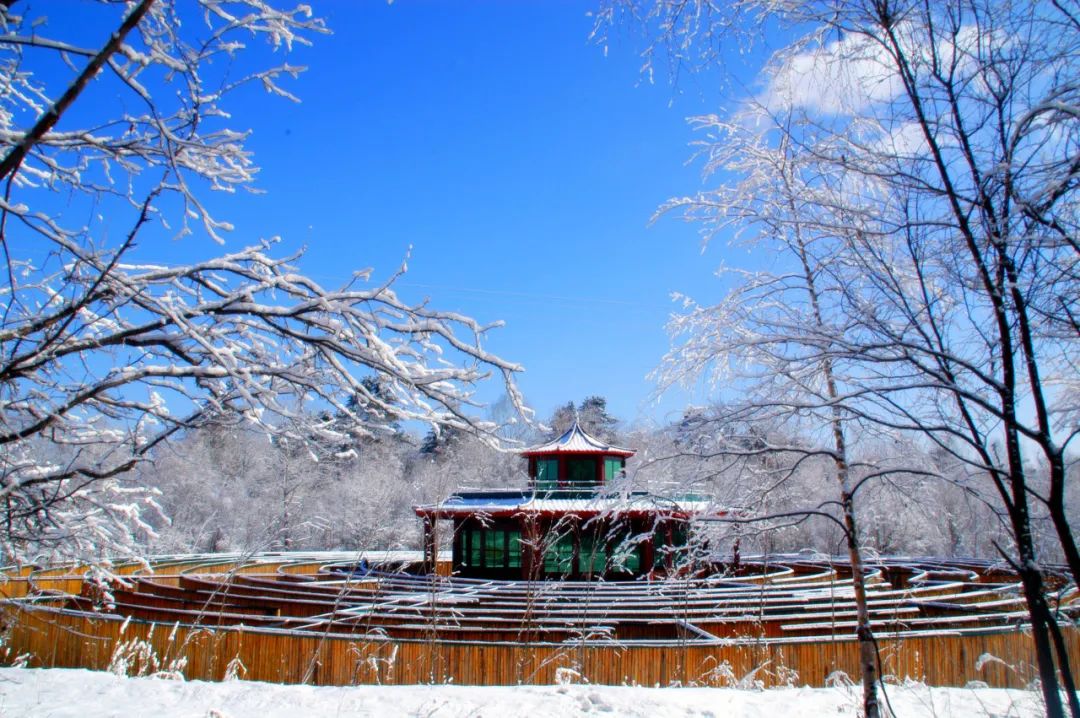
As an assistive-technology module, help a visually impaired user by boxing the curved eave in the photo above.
[413,506,728,522]
[519,448,635,458]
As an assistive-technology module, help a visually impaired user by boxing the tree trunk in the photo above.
[836,459,879,718]
[1004,442,1068,717]
[793,215,880,718]
[1046,454,1080,589]
[1046,617,1080,718]
[1014,559,1068,718]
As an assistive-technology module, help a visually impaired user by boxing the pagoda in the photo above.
[413,422,722,580]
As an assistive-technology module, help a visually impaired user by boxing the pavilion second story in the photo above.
[521,422,634,493]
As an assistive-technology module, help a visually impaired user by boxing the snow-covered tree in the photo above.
[546,396,621,442]
[0,2,524,565]
[600,0,1080,714]
[646,113,888,716]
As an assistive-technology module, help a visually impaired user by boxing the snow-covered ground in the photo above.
[0,668,1046,717]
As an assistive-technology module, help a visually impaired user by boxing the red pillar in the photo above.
[641,520,656,578]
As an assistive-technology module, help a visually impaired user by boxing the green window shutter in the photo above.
[470,529,483,567]
[671,523,690,567]
[537,458,559,489]
[485,529,505,568]
[604,457,623,483]
[579,535,593,573]
[566,457,595,487]
[507,530,522,568]
[580,535,606,575]
[543,534,574,575]
[609,526,639,570]
[609,531,641,574]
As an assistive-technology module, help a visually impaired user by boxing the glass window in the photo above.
[457,531,468,567]
[469,529,482,568]
[566,457,596,487]
[507,530,522,568]
[484,529,505,568]
[579,535,607,575]
[620,547,641,574]
[603,457,623,483]
[671,523,691,567]
[543,534,574,575]
[536,458,559,489]
[609,531,641,574]
[462,527,523,571]
[653,524,690,568]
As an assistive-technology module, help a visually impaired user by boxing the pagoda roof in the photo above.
[520,421,635,457]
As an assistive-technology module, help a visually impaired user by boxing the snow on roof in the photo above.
[521,421,635,457]
[414,489,723,519]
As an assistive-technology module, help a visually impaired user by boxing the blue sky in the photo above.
[53,2,767,427]
[256,2,749,426]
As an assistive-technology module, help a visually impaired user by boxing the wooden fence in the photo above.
[3,601,1076,688]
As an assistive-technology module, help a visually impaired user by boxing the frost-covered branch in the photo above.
[0,2,527,565]
[612,0,1080,715]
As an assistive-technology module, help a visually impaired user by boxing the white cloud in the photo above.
[761,33,903,115]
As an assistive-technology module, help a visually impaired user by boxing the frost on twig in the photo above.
[0,2,527,565]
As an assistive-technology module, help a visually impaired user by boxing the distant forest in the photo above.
[140,395,1077,566]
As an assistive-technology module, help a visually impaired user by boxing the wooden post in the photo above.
[450,520,462,574]
[422,516,436,575]
[664,522,674,572]
[521,515,539,581]
[571,519,581,578]
[641,520,656,578]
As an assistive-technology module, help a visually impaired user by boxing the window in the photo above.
[469,529,483,567]
[507,530,522,568]
[578,535,608,575]
[615,546,641,574]
[484,530,505,568]
[603,457,623,483]
[536,458,559,490]
[608,530,642,574]
[543,534,574,575]
[461,526,522,571]
[566,457,596,487]
[671,523,691,567]
[654,524,690,568]
[654,543,668,568]
[456,531,468,567]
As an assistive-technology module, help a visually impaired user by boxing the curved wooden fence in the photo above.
[1,552,1076,688]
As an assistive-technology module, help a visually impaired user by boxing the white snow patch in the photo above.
[0,667,1049,717]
